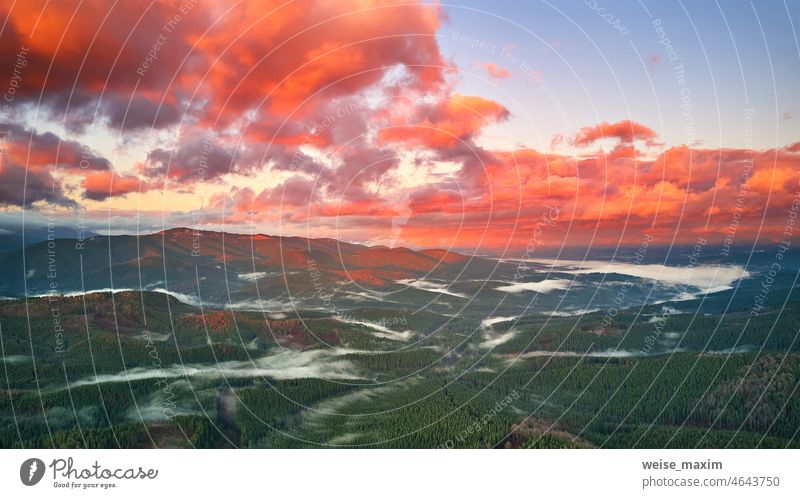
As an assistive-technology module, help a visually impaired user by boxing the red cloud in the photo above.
[194,0,447,126]
[408,188,464,214]
[484,63,511,79]
[282,138,800,250]
[574,120,659,147]
[198,134,800,251]
[378,94,509,148]
[1,0,447,134]
[0,0,454,208]
[0,125,117,206]
[0,0,197,132]
[82,171,151,201]
[3,125,110,173]
[5,2,800,253]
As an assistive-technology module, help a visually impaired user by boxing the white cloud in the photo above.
[31,287,206,307]
[397,279,467,298]
[480,316,517,328]
[512,349,640,359]
[334,316,415,342]
[238,272,269,281]
[1,355,31,363]
[67,349,362,389]
[225,298,294,312]
[495,279,572,294]
[534,259,749,291]
[541,308,601,317]
[479,331,517,349]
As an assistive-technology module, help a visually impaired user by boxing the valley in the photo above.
[0,231,798,448]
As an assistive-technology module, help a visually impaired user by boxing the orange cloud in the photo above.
[484,63,511,79]
[291,140,798,250]
[83,171,151,201]
[378,94,510,148]
[574,120,659,147]
[0,125,115,206]
[1,0,447,134]
[2,0,450,206]
[5,2,800,253]
[194,0,447,126]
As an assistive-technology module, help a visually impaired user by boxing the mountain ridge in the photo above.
[0,228,498,305]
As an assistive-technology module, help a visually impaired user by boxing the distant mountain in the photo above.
[0,224,97,253]
[0,228,784,317]
[0,228,503,309]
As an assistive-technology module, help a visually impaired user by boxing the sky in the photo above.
[0,0,798,256]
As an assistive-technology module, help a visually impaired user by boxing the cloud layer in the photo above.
[1,0,798,254]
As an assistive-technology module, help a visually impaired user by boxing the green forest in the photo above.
[1,290,798,448]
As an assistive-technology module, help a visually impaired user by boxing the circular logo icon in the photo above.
[20,458,45,486]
